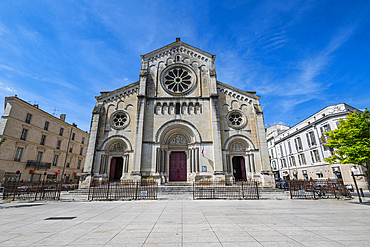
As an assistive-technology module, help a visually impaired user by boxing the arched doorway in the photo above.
[232,156,246,181]
[109,157,123,181]
[169,151,187,181]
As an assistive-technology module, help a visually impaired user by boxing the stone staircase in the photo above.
[60,184,289,200]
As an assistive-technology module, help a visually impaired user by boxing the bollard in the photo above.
[359,188,365,197]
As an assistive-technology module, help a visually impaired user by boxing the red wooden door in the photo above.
[109,158,116,182]
[240,157,247,181]
[169,152,187,181]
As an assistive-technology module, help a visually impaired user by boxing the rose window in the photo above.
[113,114,127,127]
[164,67,192,93]
[110,111,130,130]
[226,110,247,129]
[229,112,243,126]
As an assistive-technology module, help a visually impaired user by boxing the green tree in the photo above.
[0,137,5,146]
[324,109,370,184]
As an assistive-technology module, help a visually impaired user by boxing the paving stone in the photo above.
[0,199,369,246]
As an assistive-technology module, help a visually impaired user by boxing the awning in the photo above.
[29,170,58,175]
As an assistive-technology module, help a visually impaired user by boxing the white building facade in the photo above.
[272,103,367,188]
[81,39,273,187]
[266,124,289,182]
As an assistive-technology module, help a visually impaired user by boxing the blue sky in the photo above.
[0,0,369,131]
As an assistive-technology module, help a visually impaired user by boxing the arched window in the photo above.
[175,103,181,115]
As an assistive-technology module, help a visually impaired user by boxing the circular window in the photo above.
[110,111,130,130]
[226,110,247,129]
[161,65,196,95]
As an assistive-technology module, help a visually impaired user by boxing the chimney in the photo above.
[60,114,66,122]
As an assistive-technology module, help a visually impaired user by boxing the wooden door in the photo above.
[109,158,116,182]
[169,152,187,181]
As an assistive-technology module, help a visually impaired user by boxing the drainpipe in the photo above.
[60,127,73,182]
[283,141,291,180]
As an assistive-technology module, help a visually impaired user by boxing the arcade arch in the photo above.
[155,120,201,182]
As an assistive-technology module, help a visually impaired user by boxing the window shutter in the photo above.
[311,132,316,145]
[310,151,314,163]
[306,133,311,147]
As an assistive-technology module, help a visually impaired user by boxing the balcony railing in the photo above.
[26,160,51,169]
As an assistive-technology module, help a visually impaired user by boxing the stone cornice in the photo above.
[217,81,260,100]
[96,81,139,101]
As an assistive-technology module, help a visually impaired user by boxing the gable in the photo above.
[143,39,216,98]
[142,38,214,63]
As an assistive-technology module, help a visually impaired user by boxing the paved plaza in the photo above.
[1,198,369,247]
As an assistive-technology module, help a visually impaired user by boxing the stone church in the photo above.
[82,38,273,187]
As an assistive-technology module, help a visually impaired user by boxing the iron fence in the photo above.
[193,180,259,200]
[2,181,62,201]
[88,180,158,200]
[289,179,349,199]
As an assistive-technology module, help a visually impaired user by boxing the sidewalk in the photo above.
[1,198,369,246]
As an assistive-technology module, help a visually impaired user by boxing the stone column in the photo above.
[245,155,250,173]
[131,61,148,180]
[210,94,224,177]
[164,150,167,173]
[121,155,126,178]
[189,149,193,173]
[99,155,105,174]
[194,149,197,173]
[93,153,102,175]
[156,148,160,173]
[80,105,102,189]
[254,103,270,172]
[250,154,255,173]
[123,155,127,174]
[104,155,109,174]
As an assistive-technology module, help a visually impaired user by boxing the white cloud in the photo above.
[0,64,78,90]
[0,81,17,93]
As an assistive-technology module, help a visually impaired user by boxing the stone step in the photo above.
[64,185,286,195]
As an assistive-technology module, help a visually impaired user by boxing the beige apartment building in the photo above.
[0,96,89,182]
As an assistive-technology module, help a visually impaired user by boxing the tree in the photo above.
[324,109,370,185]
[0,137,5,146]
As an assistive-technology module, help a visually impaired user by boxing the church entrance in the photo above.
[169,151,187,181]
[232,156,246,181]
[109,157,123,182]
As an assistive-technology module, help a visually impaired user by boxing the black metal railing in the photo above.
[193,180,259,200]
[289,179,349,199]
[26,160,51,169]
[88,180,158,200]
[3,181,61,200]
[2,180,80,201]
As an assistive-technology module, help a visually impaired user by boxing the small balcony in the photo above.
[26,160,51,169]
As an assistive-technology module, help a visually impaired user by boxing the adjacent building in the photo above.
[82,38,273,187]
[270,103,367,188]
[266,124,289,182]
[0,96,89,182]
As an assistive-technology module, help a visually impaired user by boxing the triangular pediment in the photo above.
[217,81,260,100]
[96,81,139,101]
[141,38,215,62]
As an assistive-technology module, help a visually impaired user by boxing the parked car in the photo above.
[275,179,290,190]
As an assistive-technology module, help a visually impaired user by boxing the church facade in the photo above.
[81,38,273,187]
